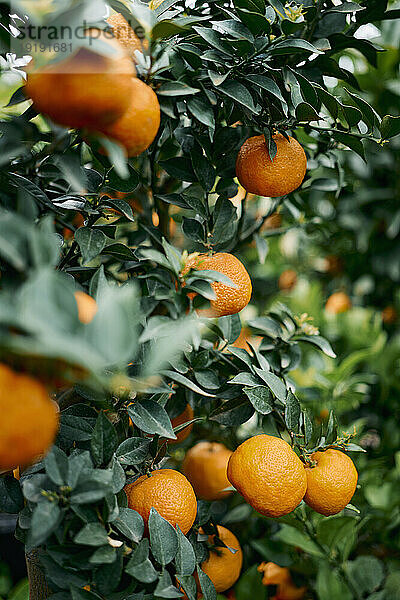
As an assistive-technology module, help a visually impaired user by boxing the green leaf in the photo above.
[217,81,259,114]
[197,566,217,600]
[253,368,287,401]
[296,102,320,122]
[235,565,265,599]
[229,373,261,387]
[295,335,336,358]
[274,524,324,557]
[125,539,158,583]
[90,412,118,467]
[175,526,196,576]
[128,400,176,439]
[97,137,129,179]
[210,397,254,426]
[243,386,273,414]
[113,508,144,543]
[187,97,215,129]
[327,2,364,12]
[29,501,61,547]
[74,522,109,546]
[246,74,287,108]
[89,545,116,565]
[116,437,151,465]
[158,81,200,96]
[285,391,301,431]
[349,557,384,595]
[331,131,365,161]
[149,508,179,566]
[316,563,351,600]
[162,370,215,397]
[105,164,139,192]
[269,39,323,56]
[100,197,134,221]
[160,157,197,182]
[380,115,400,139]
[44,447,68,487]
[75,227,107,265]
[0,476,24,513]
[254,234,269,264]
[193,26,232,56]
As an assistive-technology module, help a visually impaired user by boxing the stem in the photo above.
[305,123,378,141]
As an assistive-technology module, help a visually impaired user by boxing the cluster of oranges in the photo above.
[25,13,160,157]
[123,429,358,594]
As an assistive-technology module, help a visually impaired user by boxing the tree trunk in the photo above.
[26,550,50,600]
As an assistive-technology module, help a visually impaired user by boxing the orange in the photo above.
[183,253,252,317]
[0,364,59,471]
[183,442,233,501]
[227,434,307,518]
[278,269,297,291]
[170,403,194,444]
[63,213,85,240]
[325,291,351,314]
[97,78,160,157]
[262,212,282,230]
[26,31,135,130]
[382,305,397,324]
[230,327,261,352]
[74,291,98,324]
[200,526,243,592]
[258,562,306,600]
[236,134,307,197]
[124,469,197,534]
[304,449,358,516]
[324,255,343,276]
[107,13,147,59]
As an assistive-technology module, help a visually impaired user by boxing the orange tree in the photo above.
[0,0,399,599]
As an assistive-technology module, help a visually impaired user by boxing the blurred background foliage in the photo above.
[0,0,400,598]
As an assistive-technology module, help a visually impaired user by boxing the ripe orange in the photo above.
[278,269,297,291]
[74,291,97,324]
[97,78,160,157]
[124,469,197,534]
[325,291,351,314]
[183,442,233,501]
[183,253,252,317]
[227,434,307,517]
[304,449,358,516]
[382,305,397,325]
[236,134,307,198]
[257,562,306,600]
[201,526,243,593]
[26,31,135,130]
[107,13,147,59]
[170,403,194,444]
[0,364,59,471]
[230,327,261,352]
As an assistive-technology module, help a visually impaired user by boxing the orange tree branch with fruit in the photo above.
[0,0,398,599]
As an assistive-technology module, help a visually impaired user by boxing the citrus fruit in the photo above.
[170,403,194,444]
[124,469,197,534]
[257,562,306,600]
[227,434,307,517]
[324,255,343,276]
[0,364,59,471]
[184,252,252,317]
[183,442,233,501]
[107,13,147,58]
[26,31,135,130]
[97,78,160,157]
[230,327,261,352]
[304,449,358,516]
[236,134,307,197]
[325,291,351,314]
[278,269,297,291]
[63,213,85,240]
[74,291,97,324]
[201,526,243,592]
[262,212,282,230]
[382,305,397,324]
